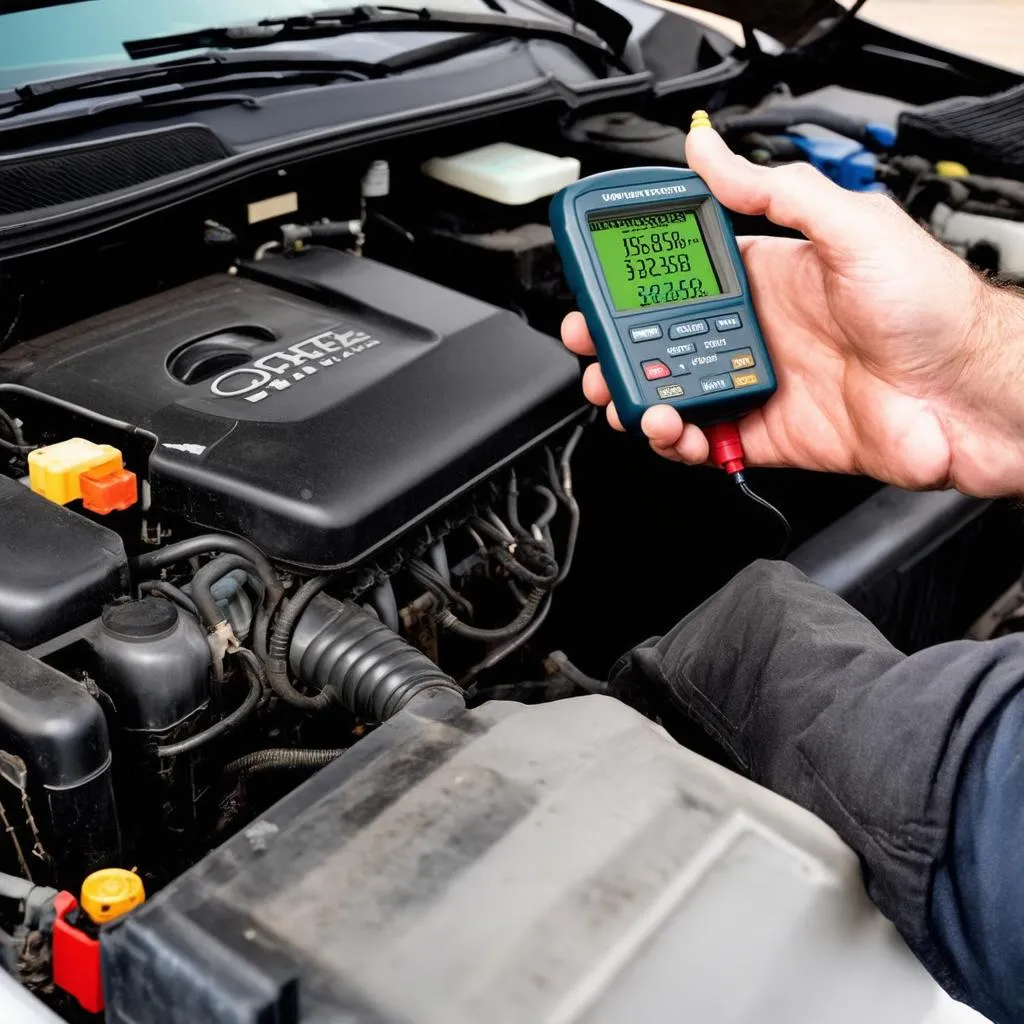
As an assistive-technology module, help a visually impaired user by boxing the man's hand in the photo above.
[562,122,1024,496]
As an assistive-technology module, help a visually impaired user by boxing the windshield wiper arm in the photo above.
[123,5,626,68]
[1,52,386,116]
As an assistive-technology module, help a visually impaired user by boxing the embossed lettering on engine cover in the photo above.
[209,328,382,403]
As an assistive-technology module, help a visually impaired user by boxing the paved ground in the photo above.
[667,0,1023,69]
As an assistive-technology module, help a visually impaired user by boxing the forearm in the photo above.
[942,281,1024,497]
[611,560,1024,1007]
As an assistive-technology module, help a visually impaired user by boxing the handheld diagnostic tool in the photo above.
[550,165,776,431]
[551,135,790,551]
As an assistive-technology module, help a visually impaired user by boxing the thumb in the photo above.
[685,113,880,262]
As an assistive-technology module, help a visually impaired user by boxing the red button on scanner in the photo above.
[642,360,671,381]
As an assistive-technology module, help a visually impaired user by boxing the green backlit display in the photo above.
[588,207,723,311]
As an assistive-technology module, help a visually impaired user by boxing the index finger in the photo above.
[560,311,596,357]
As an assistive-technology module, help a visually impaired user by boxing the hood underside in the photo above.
[670,0,843,44]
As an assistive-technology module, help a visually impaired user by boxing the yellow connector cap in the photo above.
[935,160,970,178]
[28,438,123,506]
[80,869,145,925]
[690,109,713,131]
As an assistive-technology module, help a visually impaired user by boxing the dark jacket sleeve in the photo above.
[930,685,1024,1024]
[609,559,1024,1019]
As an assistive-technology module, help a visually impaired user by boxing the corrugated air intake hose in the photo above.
[289,594,464,721]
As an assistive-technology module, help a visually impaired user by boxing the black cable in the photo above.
[439,587,546,642]
[156,648,262,757]
[469,515,514,547]
[559,421,586,477]
[265,574,334,712]
[451,421,590,685]
[492,543,558,587]
[0,436,35,455]
[530,485,559,531]
[0,405,34,455]
[545,650,606,694]
[223,747,345,777]
[733,473,792,557]
[408,558,473,617]
[507,469,529,539]
[461,593,554,689]
[0,407,27,448]
[468,516,557,584]
[544,440,583,588]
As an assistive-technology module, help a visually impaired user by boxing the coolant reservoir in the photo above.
[421,142,580,204]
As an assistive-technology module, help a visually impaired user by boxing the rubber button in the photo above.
[700,374,733,394]
[714,314,742,331]
[668,320,708,338]
[701,337,729,351]
[642,360,671,381]
[630,324,663,343]
[657,383,685,399]
[732,371,761,388]
[730,351,755,370]
[666,343,696,357]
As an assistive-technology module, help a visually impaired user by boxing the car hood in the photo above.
[670,0,843,43]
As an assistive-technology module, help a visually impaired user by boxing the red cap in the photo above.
[52,891,104,1014]
[705,422,745,475]
[80,466,138,515]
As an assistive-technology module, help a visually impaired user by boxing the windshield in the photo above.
[0,0,498,89]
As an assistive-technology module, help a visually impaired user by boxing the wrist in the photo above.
[944,280,1024,497]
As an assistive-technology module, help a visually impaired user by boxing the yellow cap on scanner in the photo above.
[80,868,145,925]
[690,109,713,131]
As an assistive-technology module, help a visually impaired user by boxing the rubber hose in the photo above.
[223,747,345,776]
[266,575,333,712]
[461,592,554,688]
[370,579,401,633]
[546,650,606,693]
[438,587,546,642]
[133,533,281,602]
[133,533,284,660]
[138,579,199,619]
[156,649,262,758]
[290,595,463,721]
[530,485,559,530]
[191,554,258,630]
[0,872,36,902]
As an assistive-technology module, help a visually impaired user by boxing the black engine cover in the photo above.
[0,250,582,567]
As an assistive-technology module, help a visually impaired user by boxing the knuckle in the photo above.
[778,162,827,189]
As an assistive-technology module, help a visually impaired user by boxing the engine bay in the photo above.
[1,7,1023,1016]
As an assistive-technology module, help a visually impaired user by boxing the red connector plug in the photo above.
[706,422,745,476]
[705,420,792,554]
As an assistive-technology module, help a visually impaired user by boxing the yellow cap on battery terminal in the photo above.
[27,438,124,506]
[79,869,145,925]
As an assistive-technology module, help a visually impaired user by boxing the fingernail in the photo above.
[690,109,713,131]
